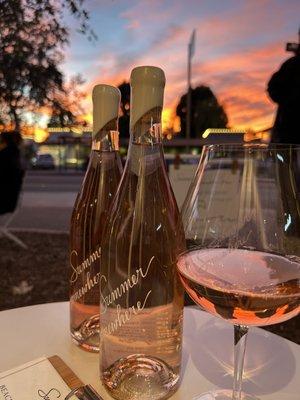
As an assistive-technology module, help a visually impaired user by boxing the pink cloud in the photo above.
[79,0,298,131]
[189,43,285,129]
[85,41,282,131]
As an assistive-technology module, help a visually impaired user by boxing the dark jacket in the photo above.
[267,55,300,143]
[0,144,24,214]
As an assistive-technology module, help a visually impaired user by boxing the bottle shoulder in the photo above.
[102,164,184,248]
[70,156,123,239]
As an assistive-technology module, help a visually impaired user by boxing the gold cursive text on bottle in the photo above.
[102,291,152,335]
[70,271,100,301]
[70,245,101,283]
[100,256,155,315]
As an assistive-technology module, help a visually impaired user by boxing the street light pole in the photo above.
[186,29,196,140]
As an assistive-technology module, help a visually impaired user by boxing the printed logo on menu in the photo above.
[38,388,61,399]
[0,385,61,400]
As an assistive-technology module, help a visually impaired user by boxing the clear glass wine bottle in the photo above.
[99,66,185,399]
[69,85,123,352]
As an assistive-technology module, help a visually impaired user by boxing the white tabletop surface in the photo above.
[0,302,299,399]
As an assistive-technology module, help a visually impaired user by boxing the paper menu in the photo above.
[0,357,71,400]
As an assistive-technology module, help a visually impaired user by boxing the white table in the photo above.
[0,302,299,399]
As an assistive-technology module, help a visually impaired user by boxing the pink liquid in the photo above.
[69,150,122,351]
[100,141,185,399]
[177,248,300,326]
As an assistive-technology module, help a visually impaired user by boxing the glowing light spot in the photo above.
[284,214,292,232]
[162,108,173,132]
[277,154,284,163]
[34,127,48,143]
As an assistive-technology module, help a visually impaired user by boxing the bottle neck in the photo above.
[92,130,119,151]
[92,119,119,151]
[127,107,166,176]
[130,107,162,145]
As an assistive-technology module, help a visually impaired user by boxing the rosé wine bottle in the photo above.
[99,66,185,399]
[69,84,123,352]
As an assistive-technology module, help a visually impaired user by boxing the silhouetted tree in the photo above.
[48,75,87,128]
[118,81,130,138]
[176,85,228,138]
[0,0,94,130]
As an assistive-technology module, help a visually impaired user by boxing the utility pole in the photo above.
[186,29,196,140]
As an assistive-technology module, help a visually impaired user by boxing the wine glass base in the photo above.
[193,389,259,400]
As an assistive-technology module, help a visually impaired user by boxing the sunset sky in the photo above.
[63,0,300,133]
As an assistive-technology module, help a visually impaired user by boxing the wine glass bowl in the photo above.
[177,248,300,327]
[178,144,300,400]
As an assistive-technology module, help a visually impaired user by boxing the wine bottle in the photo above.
[99,66,185,399]
[69,84,123,352]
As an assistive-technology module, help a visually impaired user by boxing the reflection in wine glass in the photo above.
[178,144,300,400]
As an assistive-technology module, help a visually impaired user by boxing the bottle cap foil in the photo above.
[92,84,121,139]
[130,66,165,129]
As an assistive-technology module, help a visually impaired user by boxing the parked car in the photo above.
[32,153,55,169]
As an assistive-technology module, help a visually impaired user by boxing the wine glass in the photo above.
[177,144,300,400]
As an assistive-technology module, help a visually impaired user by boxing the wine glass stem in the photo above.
[232,324,249,400]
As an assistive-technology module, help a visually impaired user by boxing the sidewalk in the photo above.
[10,192,77,233]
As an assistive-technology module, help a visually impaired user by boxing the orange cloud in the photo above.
[75,0,298,133]
[190,43,285,130]
[84,43,281,132]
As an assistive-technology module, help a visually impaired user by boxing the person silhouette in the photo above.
[267,47,300,143]
[0,131,24,215]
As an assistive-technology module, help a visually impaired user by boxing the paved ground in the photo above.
[10,171,84,232]
[9,168,195,231]
[23,170,84,192]
[8,167,196,231]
